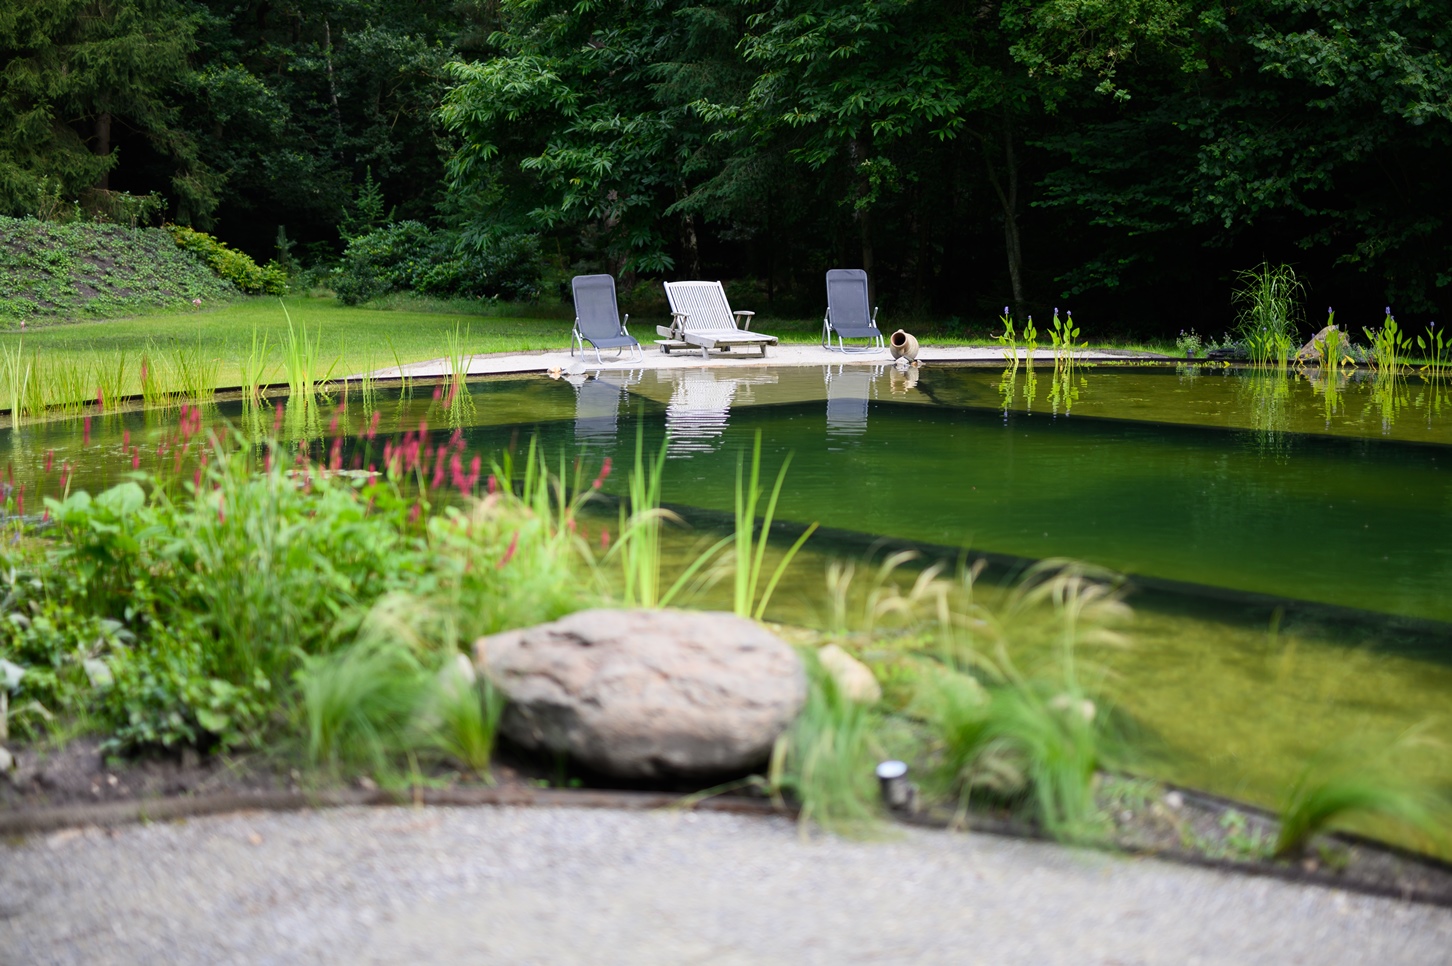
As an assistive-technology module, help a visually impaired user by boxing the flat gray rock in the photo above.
[475,608,805,778]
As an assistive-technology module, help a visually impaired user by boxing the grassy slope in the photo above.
[0,217,237,321]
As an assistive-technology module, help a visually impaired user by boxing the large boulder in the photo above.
[475,609,806,779]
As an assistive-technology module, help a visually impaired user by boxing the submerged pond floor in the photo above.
[6,362,1452,845]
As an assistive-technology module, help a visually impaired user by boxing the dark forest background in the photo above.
[4,0,1451,334]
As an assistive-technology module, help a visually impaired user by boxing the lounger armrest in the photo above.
[733,310,755,331]
[621,312,630,335]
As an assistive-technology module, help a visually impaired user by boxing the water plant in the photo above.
[994,306,1019,367]
[1049,308,1084,366]
[240,327,272,407]
[1416,320,1450,374]
[1364,307,1411,373]
[1235,262,1303,368]
[733,431,818,619]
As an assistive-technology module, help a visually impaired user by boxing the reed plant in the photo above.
[1235,262,1303,368]
[240,327,272,407]
[733,431,818,619]
[90,350,127,413]
[1,343,33,426]
[607,434,730,609]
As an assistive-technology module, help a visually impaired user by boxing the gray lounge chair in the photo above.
[822,268,885,352]
[571,274,644,364]
[658,280,778,359]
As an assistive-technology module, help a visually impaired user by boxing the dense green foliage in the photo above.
[332,221,540,305]
[0,216,236,321]
[4,0,1452,330]
[0,421,599,753]
[168,225,288,296]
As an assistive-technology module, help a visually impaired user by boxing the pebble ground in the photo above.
[3,805,1450,964]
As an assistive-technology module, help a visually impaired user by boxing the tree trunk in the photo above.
[849,137,876,305]
[978,120,1025,319]
[93,112,112,190]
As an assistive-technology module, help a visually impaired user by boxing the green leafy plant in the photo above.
[1235,262,1303,368]
[1416,320,1450,374]
[168,224,288,296]
[1365,307,1412,372]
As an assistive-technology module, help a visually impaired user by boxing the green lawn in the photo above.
[0,292,1177,409]
[1,293,583,397]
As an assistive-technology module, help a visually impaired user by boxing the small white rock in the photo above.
[1165,791,1184,810]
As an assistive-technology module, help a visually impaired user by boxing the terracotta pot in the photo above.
[889,329,919,362]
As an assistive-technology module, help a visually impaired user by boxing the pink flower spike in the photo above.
[592,456,611,490]
[273,404,285,434]
[367,411,380,440]
[432,386,442,401]
[132,450,141,470]
[601,528,610,551]
[497,531,519,569]
[96,388,105,412]
[408,502,422,525]
[44,450,53,474]
[123,429,130,448]
[82,416,91,447]
[487,474,497,494]
[328,414,339,435]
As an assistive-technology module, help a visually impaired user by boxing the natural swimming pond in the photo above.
[7,362,1452,821]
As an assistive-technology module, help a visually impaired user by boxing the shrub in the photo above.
[332,221,541,305]
[167,224,289,295]
[0,418,602,756]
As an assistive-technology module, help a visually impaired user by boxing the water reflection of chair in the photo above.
[664,369,740,455]
[825,366,877,438]
[574,373,638,443]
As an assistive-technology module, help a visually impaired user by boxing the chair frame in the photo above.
[571,274,645,365]
[822,268,886,353]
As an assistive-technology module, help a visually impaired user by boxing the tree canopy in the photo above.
[4,0,1451,330]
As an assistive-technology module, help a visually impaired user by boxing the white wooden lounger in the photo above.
[657,280,778,359]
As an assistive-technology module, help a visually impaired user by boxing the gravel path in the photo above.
[3,805,1449,965]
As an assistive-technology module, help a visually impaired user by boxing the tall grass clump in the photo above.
[1235,262,1302,368]
[416,657,505,780]
[1,343,33,426]
[1274,752,1446,858]
[1365,307,1411,373]
[770,650,881,833]
[299,639,429,775]
[911,561,1132,840]
[733,431,817,619]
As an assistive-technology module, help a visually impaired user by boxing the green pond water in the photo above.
[7,363,1452,828]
